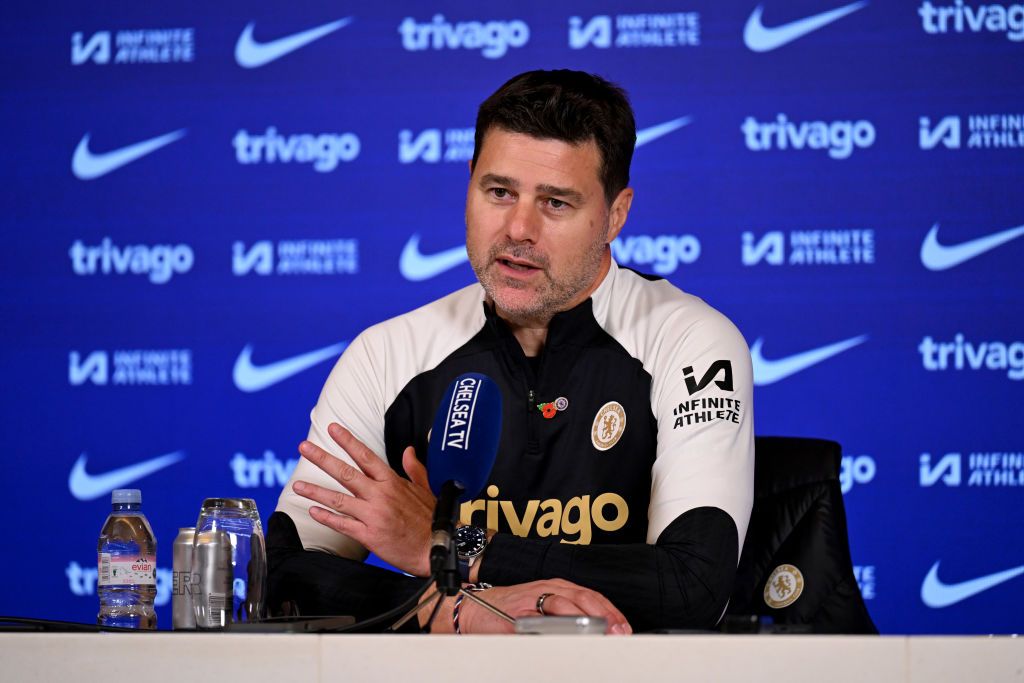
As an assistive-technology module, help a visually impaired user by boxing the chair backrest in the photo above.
[726,436,877,634]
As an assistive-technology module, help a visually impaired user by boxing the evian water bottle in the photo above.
[97,488,157,629]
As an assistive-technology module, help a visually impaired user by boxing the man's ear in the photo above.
[606,187,634,243]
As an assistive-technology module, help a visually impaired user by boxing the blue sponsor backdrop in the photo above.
[1,1,1022,633]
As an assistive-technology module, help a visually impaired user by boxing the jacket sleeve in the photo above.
[481,306,755,632]
[480,506,738,632]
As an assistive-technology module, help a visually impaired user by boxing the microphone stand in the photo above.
[390,482,514,632]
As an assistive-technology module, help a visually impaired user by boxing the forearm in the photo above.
[477,507,738,632]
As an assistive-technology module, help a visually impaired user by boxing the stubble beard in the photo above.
[469,231,609,325]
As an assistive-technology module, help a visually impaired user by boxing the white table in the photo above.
[2,633,1021,682]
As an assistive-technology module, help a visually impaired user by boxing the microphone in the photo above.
[425,373,502,577]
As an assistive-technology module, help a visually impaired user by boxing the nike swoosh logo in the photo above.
[235,17,353,68]
[920,223,1024,271]
[68,451,186,501]
[71,130,187,181]
[636,117,692,147]
[400,234,469,282]
[751,334,867,386]
[233,341,348,393]
[921,561,1024,608]
[744,2,868,52]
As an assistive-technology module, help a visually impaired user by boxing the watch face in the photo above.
[456,525,487,558]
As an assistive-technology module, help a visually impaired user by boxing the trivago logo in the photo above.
[233,127,360,172]
[840,455,876,494]
[610,234,701,274]
[919,334,1024,380]
[69,238,194,284]
[742,114,876,159]
[398,15,529,58]
[919,1,1024,40]
[231,451,298,488]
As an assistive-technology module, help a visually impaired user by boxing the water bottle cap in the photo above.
[112,489,141,504]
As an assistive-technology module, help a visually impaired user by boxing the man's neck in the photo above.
[490,250,614,357]
[510,324,548,358]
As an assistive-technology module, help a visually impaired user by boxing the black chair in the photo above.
[726,436,877,634]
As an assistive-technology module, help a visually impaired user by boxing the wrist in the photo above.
[466,529,497,583]
[456,526,495,582]
[418,594,455,633]
[454,582,492,634]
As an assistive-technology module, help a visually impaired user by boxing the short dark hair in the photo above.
[471,69,636,205]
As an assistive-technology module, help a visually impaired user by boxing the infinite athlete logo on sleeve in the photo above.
[672,360,742,429]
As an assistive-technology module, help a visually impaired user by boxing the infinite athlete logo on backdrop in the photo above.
[568,12,701,49]
[233,240,359,276]
[920,114,1024,149]
[920,452,1024,487]
[398,128,475,163]
[854,565,877,600]
[742,230,875,266]
[68,350,192,386]
[71,28,194,65]
[750,335,868,386]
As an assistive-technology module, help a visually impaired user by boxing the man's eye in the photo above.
[547,198,568,209]
[491,188,511,199]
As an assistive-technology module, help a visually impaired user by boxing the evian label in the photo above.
[98,553,157,586]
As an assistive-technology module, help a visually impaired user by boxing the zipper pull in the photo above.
[528,389,536,411]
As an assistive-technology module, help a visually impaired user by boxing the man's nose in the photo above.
[505,199,541,243]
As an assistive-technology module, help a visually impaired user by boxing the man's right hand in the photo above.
[461,579,632,635]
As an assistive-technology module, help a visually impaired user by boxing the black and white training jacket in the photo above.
[275,260,754,630]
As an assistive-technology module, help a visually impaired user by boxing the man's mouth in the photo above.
[496,255,541,272]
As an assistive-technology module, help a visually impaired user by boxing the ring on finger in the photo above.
[536,592,555,616]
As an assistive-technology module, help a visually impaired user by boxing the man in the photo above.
[270,70,754,634]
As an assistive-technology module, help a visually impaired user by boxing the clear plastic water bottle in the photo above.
[97,488,157,629]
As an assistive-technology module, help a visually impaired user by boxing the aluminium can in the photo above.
[172,527,197,629]
[192,528,233,629]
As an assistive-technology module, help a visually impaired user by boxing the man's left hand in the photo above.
[292,422,435,577]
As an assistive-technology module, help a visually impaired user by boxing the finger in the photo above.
[328,423,393,482]
[533,593,587,617]
[564,589,631,633]
[402,447,430,491]
[292,481,373,521]
[307,505,368,540]
[298,440,370,495]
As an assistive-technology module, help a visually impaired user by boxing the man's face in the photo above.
[465,128,632,326]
